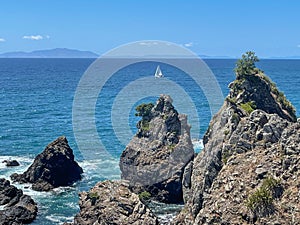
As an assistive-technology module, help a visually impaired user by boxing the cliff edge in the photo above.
[174,52,299,224]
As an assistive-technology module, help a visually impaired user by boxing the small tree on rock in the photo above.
[235,51,260,78]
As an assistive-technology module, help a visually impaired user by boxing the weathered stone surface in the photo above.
[0,178,37,225]
[66,180,158,225]
[120,95,194,203]
[173,71,299,224]
[11,136,83,191]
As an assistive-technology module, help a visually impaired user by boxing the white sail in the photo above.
[154,65,163,78]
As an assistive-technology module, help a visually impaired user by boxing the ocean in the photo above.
[0,58,299,224]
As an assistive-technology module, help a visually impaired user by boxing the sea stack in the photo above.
[173,52,299,224]
[11,136,83,191]
[120,94,194,203]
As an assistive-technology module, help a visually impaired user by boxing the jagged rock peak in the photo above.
[120,94,194,203]
[173,52,299,224]
[227,70,296,122]
[11,136,83,191]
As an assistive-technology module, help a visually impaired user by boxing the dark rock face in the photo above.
[0,178,37,225]
[2,160,20,167]
[173,72,299,224]
[66,180,158,225]
[120,95,194,203]
[11,136,83,191]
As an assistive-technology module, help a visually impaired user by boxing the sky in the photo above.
[0,0,300,57]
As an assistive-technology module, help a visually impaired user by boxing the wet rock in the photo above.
[11,136,83,191]
[2,160,20,167]
[0,178,37,225]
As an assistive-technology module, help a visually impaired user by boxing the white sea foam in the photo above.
[192,138,204,152]
[45,215,74,223]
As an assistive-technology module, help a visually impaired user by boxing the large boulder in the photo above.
[11,136,83,191]
[173,70,298,224]
[120,95,194,203]
[65,180,158,225]
[0,178,38,225]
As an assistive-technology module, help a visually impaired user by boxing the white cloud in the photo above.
[45,35,50,39]
[0,38,5,42]
[184,42,193,47]
[23,35,44,40]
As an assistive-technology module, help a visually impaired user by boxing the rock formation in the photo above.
[120,95,194,203]
[0,178,38,225]
[173,63,299,224]
[11,136,83,191]
[2,159,20,167]
[65,180,158,225]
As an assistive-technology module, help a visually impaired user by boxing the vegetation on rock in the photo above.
[235,51,260,78]
[240,101,257,114]
[135,103,154,136]
[246,177,282,217]
[138,191,151,202]
[135,103,154,121]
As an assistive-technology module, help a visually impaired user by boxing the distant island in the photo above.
[0,48,99,58]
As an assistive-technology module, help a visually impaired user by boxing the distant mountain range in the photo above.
[0,48,99,58]
[0,48,300,59]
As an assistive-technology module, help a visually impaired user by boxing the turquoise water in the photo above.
[0,58,299,224]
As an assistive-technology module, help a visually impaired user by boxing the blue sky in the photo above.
[0,0,300,57]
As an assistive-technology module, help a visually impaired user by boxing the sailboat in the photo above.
[154,65,163,78]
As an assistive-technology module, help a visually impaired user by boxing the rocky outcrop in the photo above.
[174,70,298,224]
[120,95,194,203]
[11,136,83,191]
[0,178,37,225]
[2,160,20,167]
[65,180,158,225]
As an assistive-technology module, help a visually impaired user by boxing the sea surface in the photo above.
[0,58,299,224]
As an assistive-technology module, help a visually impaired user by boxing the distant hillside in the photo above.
[0,48,99,58]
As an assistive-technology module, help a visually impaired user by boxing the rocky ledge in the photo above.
[11,136,83,191]
[0,178,38,225]
[65,180,158,225]
[173,52,299,224]
[120,94,194,203]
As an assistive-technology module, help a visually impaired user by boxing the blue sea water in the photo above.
[0,58,299,224]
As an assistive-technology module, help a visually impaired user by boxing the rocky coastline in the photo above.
[1,52,300,224]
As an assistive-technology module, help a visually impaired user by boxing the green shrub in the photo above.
[240,101,256,114]
[88,191,99,205]
[226,96,237,105]
[235,51,260,78]
[246,177,281,217]
[138,191,151,202]
[135,103,154,121]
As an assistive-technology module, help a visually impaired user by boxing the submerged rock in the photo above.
[120,95,194,203]
[0,178,37,225]
[173,59,299,224]
[11,136,83,191]
[65,180,158,225]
